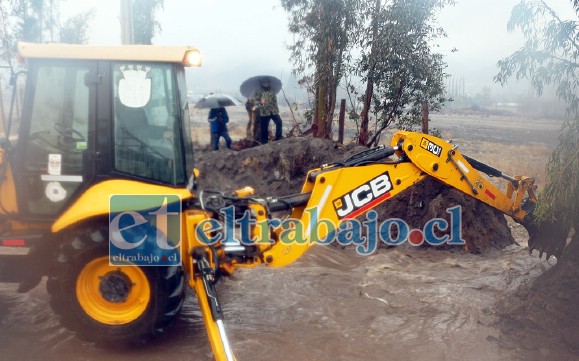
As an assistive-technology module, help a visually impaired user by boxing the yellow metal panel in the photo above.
[0,148,18,214]
[392,131,529,220]
[18,42,200,64]
[264,162,425,267]
[51,180,192,233]
[183,210,215,275]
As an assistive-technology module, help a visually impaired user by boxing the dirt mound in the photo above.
[494,234,579,360]
[194,136,514,251]
[194,137,366,196]
[374,177,515,252]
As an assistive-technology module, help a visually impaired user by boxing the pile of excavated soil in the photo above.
[194,137,361,196]
[494,234,579,360]
[374,177,515,252]
[194,136,514,251]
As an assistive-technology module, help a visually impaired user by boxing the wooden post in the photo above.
[421,101,429,134]
[244,99,260,145]
[338,99,345,144]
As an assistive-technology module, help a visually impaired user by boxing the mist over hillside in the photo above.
[185,63,306,104]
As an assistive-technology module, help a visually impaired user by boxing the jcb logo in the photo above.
[420,137,442,157]
[333,172,393,219]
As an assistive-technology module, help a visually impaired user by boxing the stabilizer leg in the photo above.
[191,248,236,361]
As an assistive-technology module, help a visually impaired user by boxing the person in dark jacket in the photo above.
[208,107,232,150]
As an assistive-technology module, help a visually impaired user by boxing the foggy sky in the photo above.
[63,0,576,98]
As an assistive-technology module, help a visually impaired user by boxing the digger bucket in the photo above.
[524,217,571,259]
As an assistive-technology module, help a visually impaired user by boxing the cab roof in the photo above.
[18,42,200,64]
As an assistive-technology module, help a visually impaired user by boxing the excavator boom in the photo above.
[252,131,544,267]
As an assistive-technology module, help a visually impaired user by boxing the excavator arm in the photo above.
[260,131,545,266]
[189,130,563,361]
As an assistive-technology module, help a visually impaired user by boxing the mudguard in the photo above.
[51,179,193,233]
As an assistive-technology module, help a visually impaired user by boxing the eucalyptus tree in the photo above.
[281,0,361,138]
[282,0,452,144]
[132,0,164,45]
[355,0,452,146]
[10,0,44,43]
[495,0,578,244]
[59,11,94,44]
[0,0,92,66]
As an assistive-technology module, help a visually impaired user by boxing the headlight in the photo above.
[183,49,202,67]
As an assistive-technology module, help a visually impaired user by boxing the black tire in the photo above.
[46,223,185,345]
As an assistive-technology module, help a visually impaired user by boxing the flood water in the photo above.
[0,225,555,361]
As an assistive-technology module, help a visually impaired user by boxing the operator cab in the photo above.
[11,42,201,219]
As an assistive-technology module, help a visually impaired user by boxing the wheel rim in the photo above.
[76,256,151,325]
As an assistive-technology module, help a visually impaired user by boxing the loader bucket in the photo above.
[524,217,571,259]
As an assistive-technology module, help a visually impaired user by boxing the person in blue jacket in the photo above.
[208,107,232,150]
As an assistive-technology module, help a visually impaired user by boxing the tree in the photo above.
[7,0,45,44]
[357,0,381,145]
[281,0,360,139]
[282,0,452,145]
[495,0,578,233]
[354,0,452,146]
[59,11,94,44]
[0,1,92,66]
[132,0,164,45]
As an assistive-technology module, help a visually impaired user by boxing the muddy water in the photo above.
[1,233,554,361]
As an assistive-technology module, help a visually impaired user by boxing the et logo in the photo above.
[109,194,181,266]
[333,171,393,219]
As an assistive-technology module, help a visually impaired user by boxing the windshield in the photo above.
[112,63,185,185]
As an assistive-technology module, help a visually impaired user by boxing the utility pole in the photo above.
[120,0,133,45]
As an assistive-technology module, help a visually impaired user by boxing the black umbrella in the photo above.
[194,93,242,109]
[240,75,282,98]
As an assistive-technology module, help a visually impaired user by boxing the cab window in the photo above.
[112,63,185,185]
[22,63,90,215]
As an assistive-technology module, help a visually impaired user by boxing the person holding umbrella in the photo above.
[195,93,240,150]
[253,77,283,144]
[208,107,232,150]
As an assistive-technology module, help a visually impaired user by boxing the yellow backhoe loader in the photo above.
[0,42,570,361]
